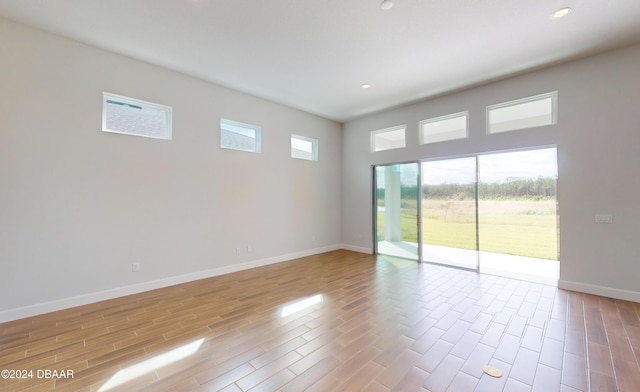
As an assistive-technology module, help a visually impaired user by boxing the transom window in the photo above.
[220,118,261,153]
[102,92,172,140]
[487,92,558,134]
[371,125,406,152]
[291,134,318,161]
[419,111,468,144]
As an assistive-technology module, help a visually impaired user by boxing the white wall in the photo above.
[0,18,342,320]
[342,44,640,301]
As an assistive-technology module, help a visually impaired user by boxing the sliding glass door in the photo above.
[477,148,559,284]
[374,162,421,261]
[421,157,478,269]
[373,147,559,285]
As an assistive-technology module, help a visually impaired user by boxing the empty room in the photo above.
[1,1,640,391]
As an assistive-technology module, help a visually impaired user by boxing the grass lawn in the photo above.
[378,199,558,260]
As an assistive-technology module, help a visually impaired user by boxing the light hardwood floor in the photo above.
[1,250,639,391]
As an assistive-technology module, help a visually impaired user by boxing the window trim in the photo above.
[486,91,558,134]
[370,125,407,152]
[291,134,319,161]
[102,92,172,140]
[220,118,262,153]
[419,111,469,145]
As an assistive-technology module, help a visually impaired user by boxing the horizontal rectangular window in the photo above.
[371,125,406,152]
[102,92,172,140]
[220,118,261,153]
[291,134,318,161]
[419,111,468,144]
[487,92,557,134]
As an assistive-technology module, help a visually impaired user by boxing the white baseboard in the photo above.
[340,244,373,254]
[0,245,343,323]
[559,280,640,303]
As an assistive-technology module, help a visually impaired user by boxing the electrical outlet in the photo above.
[235,247,241,256]
[595,214,613,224]
[247,245,252,253]
[132,263,141,272]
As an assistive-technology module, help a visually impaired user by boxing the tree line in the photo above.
[377,177,557,201]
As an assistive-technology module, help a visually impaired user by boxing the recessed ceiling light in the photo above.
[551,7,572,19]
[380,0,393,11]
[361,83,371,89]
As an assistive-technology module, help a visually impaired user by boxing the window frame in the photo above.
[370,125,407,152]
[220,118,262,153]
[419,111,469,145]
[486,91,558,134]
[102,92,172,140]
[291,134,319,161]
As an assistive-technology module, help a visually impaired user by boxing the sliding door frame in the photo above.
[373,145,559,273]
[372,161,422,261]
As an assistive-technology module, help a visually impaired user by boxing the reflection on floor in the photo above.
[423,244,477,270]
[480,251,559,286]
[377,240,419,260]
[377,241,559,286]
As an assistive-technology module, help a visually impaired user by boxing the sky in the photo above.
[423,148,557,184]
[377,148,558,187]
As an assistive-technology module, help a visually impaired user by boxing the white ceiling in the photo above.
[1,0,640,123]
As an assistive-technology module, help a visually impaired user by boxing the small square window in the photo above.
[371,125,406,152]
[291,134,318,161]
[102,92,172,140]
[420,112,468,144]
[220,118,261,153]
[487,92,558,134]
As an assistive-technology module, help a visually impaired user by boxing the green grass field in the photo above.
[377,199,558,260]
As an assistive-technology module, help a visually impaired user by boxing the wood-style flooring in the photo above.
[1,250,639,391]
